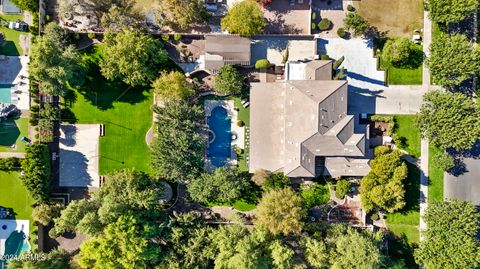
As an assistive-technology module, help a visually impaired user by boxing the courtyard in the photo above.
[0,56,30,110]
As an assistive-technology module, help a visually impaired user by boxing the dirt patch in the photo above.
[354,0,423,38]
[19,34,30,56]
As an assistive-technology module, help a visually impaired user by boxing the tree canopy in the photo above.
[157,0,208,30]
[415,200,480,268]
[9,0,38,12]
[152,71,195,101]
[187,168,250,204]
[360,147,407,213]
[8,248,72,269]
[221,0,266,36]
[21,143,51,202]
[343,13,369,37]
[416,91,480,151]
[382,38,422,68]
[150,100,205,182]
[213,65,245,95]
[427,33,479,88]
[255,188,305,236]
[100,29,168,86]
[426,0,478,25]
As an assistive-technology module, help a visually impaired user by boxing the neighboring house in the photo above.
[0,0,22,14]
[249,60,371,178]
[199,35,251,73]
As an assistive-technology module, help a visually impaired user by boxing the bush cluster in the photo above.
[318,18,332,31]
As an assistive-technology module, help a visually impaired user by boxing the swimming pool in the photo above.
[207,106,232,167]
[0,85,12,104]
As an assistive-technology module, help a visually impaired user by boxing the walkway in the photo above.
[422,10,432,87]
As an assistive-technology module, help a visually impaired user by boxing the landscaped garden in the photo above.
[0,14,25,56]
[0,117,28,153]
[66,45,153,174]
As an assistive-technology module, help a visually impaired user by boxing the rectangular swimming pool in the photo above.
[207,106,232,167]
[0,85,12,104]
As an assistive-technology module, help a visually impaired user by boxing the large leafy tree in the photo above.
[100,29,168,86]
[152,71,195,101]
[343,13,369,37]
[32,203,64,226]
[426,0,478,25]
[213,65,245,95]
[157,0,208,30]
[416,91,480,151]
[30,23,84,96]
[78,215,162,269]
[415,200,480,268]
[221,0,266,36]
[382,38,422,68]
[8,248,72,269]
[269,240,294,269]
[301,237,329,268]
[428,33,479,88]
[20,143,51,202]
[150,100,205,182]
[255,188,305,236]
[360,147,407,213]
[187,168,250,204]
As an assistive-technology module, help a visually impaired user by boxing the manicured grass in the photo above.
[428,144,444,204]
[0,117,28,152]
[208,199,257,212]
[0,171,35,247]
[381,56,422,85]
[67,45,152,174]
[354,0,423,38]
[385,163,420,244]
[394,115,421,158]
[0,14,25,56]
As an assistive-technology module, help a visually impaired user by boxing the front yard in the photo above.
[393,115,421,158]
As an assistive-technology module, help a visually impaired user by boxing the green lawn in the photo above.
[0,171,35,247]
[385,163,420,245]
[0,117,29,153]
[66,45,152,174]
[428,144,444,204]
[0,14,25,56]
[394,115,421,158]
[381,57,422,85]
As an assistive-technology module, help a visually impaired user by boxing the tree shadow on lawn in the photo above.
[386,231,418,268]
[401,163,420,212]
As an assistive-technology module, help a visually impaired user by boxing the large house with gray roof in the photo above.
[249,60,371,178]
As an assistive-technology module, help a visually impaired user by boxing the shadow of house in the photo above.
[0,56,22,84]
[347,85,383,115]
[0,40,20,56]
[59,149,91,187]
[59,125,77,147]
[311,0,343,10]
[0,117,20,147]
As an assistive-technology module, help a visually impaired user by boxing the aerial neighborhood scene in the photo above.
[1,0,480,267]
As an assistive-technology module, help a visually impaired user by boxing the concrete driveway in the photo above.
[319,38,428,115]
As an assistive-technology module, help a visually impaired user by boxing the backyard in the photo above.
[66,45,153,174]
[354,0,423,38]
[0,14,25,56]
[0,117,28,153]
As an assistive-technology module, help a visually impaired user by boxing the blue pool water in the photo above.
[207,107,231,167]
[0,85,12,104]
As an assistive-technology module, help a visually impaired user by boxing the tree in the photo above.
[29,23,84,96]
[300,183,330,208]
[21,144,51,202]
[100,5,138,30]
[255,188,305,236]
[8,248,72,269]
[427,33,479,87]
[213,65,245,95]
[382,38,422,68]
[152,71,195,101]
[100,29,168,86]
[416,91,480,151]
[187,168,250,204]
[335,179,351,199]
[8,0,38,12]
[150,101,205,182]
[261,173,290,191]
[255,59,271,69]
[415,200,480,268]
[426,0,478,25]
[251,169,271,186]
[32,203,64,226]
[78,215,162,269]
[343,13,369,37]
[302,237,328,268]
[221,0,266,36]
[269,240,294,269]
[157,0,208,30]
[49,199,97,237]
[432,151,455,171]
[360,148,408,213]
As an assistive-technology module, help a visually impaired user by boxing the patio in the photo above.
[0,56,29,110]
[263,0,310,34]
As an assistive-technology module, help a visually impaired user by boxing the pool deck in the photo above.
[204,100,245,172]
[0,56,30,110]
[0,219,30,256]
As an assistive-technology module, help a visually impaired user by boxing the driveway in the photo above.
[251,36,316,65]
[263,0,310,34]
[319,37,428,114]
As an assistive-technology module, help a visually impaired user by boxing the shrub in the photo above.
[234,146,244,155]
[30,105,40,113]
[29,118,38,126]
[332,56,345,70]
[337,27,346,38]
[312,12,316,20]
[432,151,455,171]
[370,115,394,123]
[0,157,21,171]
[251,169,271,186]
[318,18,332,31]
[347,4,355,12]
[343,12,369,36]
[87,33,95,40]
[255,59,271,69]
[335,179,351,199]
[301,183,330,208]
[311,23,316,30]
[392,133,407,148]
[237,120,244,127]
[161,34,169,41]
[374,145,392,156]
[45,15,51,22]
[371,213,379,221]
[262,173,290,191]
[173,33,182,41]
[382,38,423,68]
